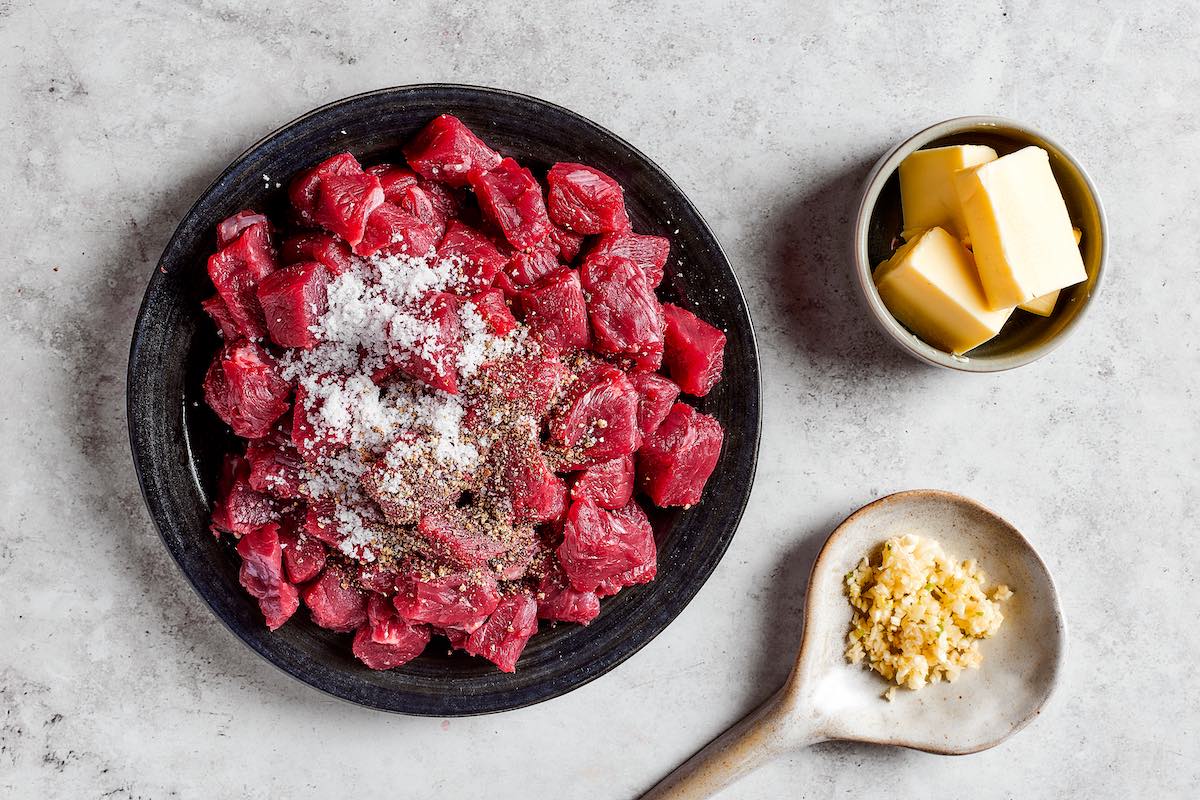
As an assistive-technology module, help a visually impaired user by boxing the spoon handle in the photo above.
[639,686,800,800]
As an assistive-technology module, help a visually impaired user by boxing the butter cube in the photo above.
[954,146,1087,309]
[899,145,998,241]
[874,227,1014,355]
[1016,228,1082,317]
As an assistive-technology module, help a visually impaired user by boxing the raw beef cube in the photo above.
[466,288,517,336]
[629,371,680,438]
[535,563,601,625]
[292,383,349,463]
[571,454,634,510]
[490,533,541,581]
[360,436,467,526]
[302,562,368,632]
[438,220,506,291]
[314,171,385,247]
[352,595,432,670]
[203,341,291,439]
[211,453,278,538]
[661,303,726,397]
[365,163,420,202]
[489,435,567,525]
[201,294,240,340]
[470,157,552,250]
[492,270,520,302]
[580,255,665,370]
[217,210,272,249]
[393,182,448,241]
[236,523,300,630]
[506,246,561,288]
[303,500,345,548]
[256,261,330,350]
[377,291,463,394]
[276,515,327,584]
[355,202,440,258]
[549,366,640,468]
[289,152,361,225]
[637,403,724,507]
[393,572,501,633]
[419,179,464,221]
[416,509,509,569]
[245,419,304,499]
[546,162,629,234]
[587,231,670,288]
[557,497,656,593]
[463,593,539,673]
[403,114,502,187]
[280,232,353,276]
[549,223,586,263]
[206,222,277,340]
[517,269,590,352]
[475,356,570,419]
[357,563,400,595]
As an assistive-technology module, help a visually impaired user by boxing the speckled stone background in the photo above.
[2,1,1197,798]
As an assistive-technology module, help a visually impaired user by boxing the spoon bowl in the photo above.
[642,490,1066,798]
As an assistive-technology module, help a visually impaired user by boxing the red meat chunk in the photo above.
[535,563,601,625]
[303,500,345,548]
[201,294,240,340]
[629,371,680,438]
[661,303,726,397]
[302,562,368,632]
[637,403,724,507]
[491,533,541,581]
[237,524,300,630]
[416,509,509,569]
[546,162,629,234]
[557,497,656,593]
[506,246,561,288]
[292,383,349,463]
[217,210,272,249]
[256,261,330,350]
[463,592,538,673]
[356,563,400,595]
[587,231,670,288]
[355,202,441,258]
[470,157,552,250]
[420,180,464,221]
[549,365,641,468]
[245,419,304,499]
[438,220,506,290]
[289,152,361,225]
[376,291,462,394]
[492,270,520,302]
[549,223,586,263]
[206,221,277,340]
[580,255,665,370]
[393,183,448,241]
[393,572,501,633]
[211,453,278,538]
[360,436,467,526]
[365,163,420,202]
[277,518,327,584]
[467,288,517,336]
[280,232,353,276]
[474,355,570,419]
[203,340,291,439]
[492,436,567,525]
[517,269,590,352]
[314,171,385,247]
[571,454,634,510]
[403,114,502,187]
[352,595,432,670]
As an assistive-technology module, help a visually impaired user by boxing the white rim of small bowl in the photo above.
[851,115,1108,372]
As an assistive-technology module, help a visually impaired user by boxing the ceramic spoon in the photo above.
[641,489,1066,800]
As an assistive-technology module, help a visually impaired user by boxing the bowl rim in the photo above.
[126,83,762,715]
[851,115,1109,372]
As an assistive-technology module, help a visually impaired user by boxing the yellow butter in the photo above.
[899,145,998,242]
[874,227,1014,354]
[1017,229,1081,317]
[954,146,1087,309]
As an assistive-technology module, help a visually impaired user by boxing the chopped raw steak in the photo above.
[463,592,539,672]
[314,171,385,247]
[206,221,277,340]
[356,563,399,595]
[375,291,463,393]
[360,436,468,526]
[203,340,291,439]
[393,183,449,241]
[202,294,241,340]
[558,497,656,593]
[637,402,724,507]
[546,162,629,234]
[211,453,278,538]
[586,231,670,288]
[365,163,421,202]
[549,363,641,468]
[277,517,327,584]
[289,152,361,225]
[467,288,517,336]
[438,220,505,290]
[549,223,586,263]
[302,561,368,632]
[355,202,440,258]
[629,371,681,438]
[416,508,512,569]
[571,454,634,510]
[393,571,501,632]
[403,114,502,187]
[291,383,348,463]
[236,523,300,630]
[536,562,601,625]
[217,210,272,248]
[280,232,354,276]
[419,180,464,222]
[475,355,570,420]
[245,419,304,499]
[661,303,726,397]
[470,157,552,249]
[517,268,591,352]
[490,435,568,525]
[352,595,432,670]
[256,261,330,350]
[506,245,561,287]
[580,254,665,370]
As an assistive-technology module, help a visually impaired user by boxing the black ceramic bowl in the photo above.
[128,85,760,715]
